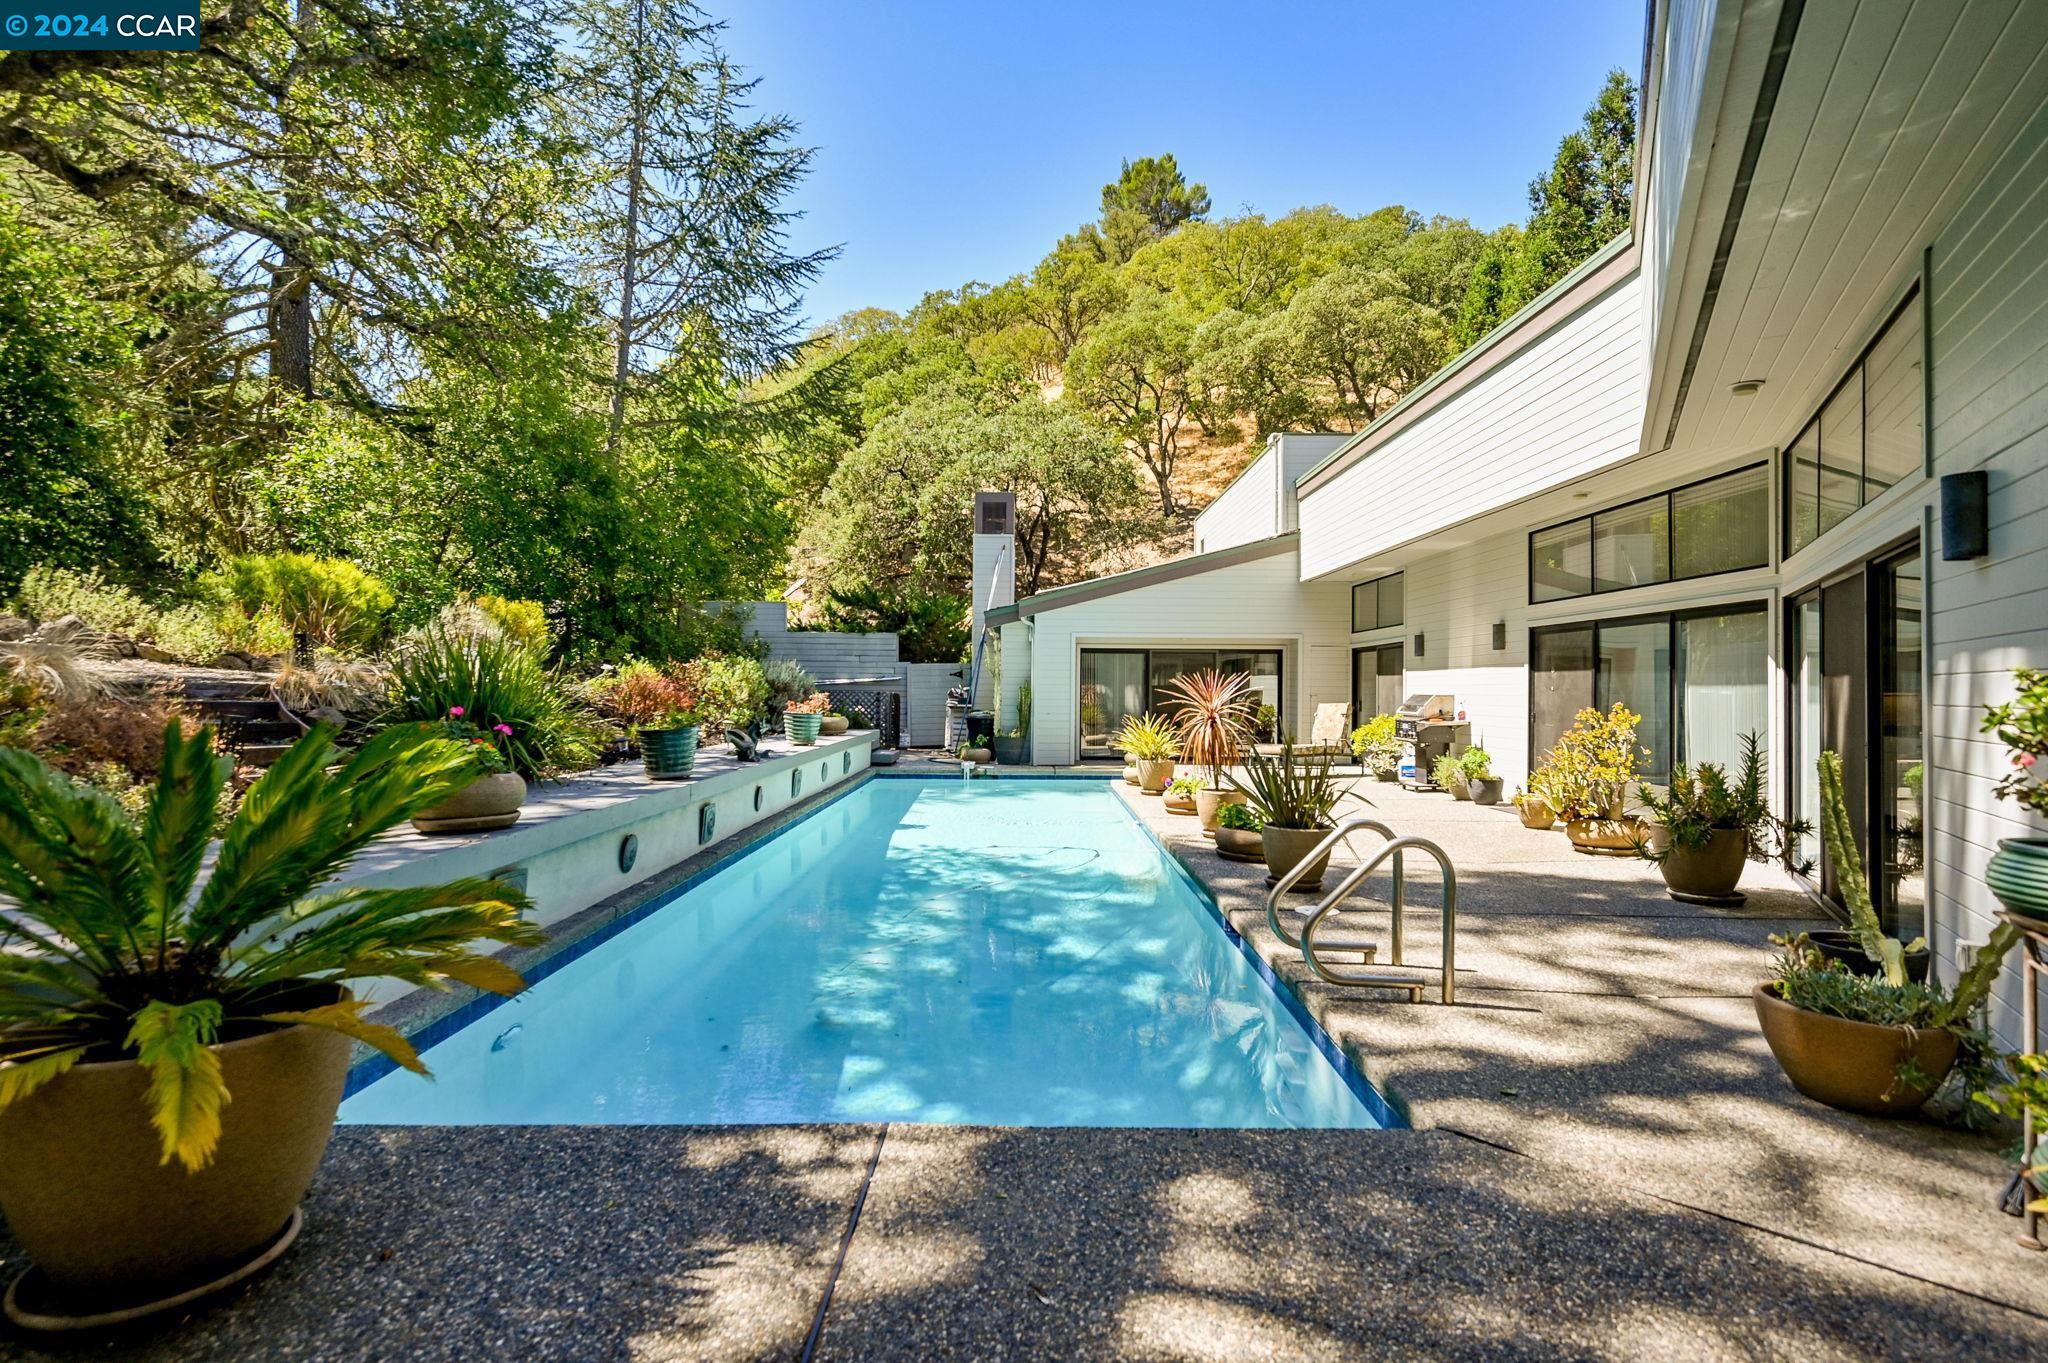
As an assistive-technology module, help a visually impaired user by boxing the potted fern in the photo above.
[1163,669,1256,836]
[1754,752,2020,1115]
[1115,712,1180,793]
[0,723,538,1324]
[1228,736,1348,892]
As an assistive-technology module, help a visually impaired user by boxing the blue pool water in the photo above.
[340,778,1383,1129]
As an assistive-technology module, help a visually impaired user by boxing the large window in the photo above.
[1786,286,1924,556]
[1530,464,1769,603]
[1530,603,1767,783]
[1350,573,1404,633]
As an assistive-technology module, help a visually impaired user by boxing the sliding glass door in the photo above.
[1079,647,1285,756]
[1351,644,1403,724]
[1530,604,1766,782]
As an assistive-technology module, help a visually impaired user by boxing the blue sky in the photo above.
[716,1,1647,328]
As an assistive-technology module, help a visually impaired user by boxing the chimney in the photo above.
[969,492,1016,712]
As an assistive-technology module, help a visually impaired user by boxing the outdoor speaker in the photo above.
[1941,471,1988,560]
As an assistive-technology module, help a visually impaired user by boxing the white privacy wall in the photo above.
[1192,445,1279,554]
[1925,96,2048,1042]
[1023,548,1352,766]
[1296,265,1648,580]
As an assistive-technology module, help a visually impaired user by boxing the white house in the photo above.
[982,0,2048,1041]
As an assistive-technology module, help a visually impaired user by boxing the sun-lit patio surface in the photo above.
[4,776,2042,1361]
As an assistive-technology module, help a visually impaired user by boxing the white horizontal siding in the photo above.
[1192,444,1279,554]
[1926,91,2048,1047]
[1297,266,1649,579]
[1019,549,1350,766]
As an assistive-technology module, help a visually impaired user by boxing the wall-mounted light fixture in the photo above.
[1729,378,1766,397]
[1941,471,1989,561]
[1413,632,1425,658]
[1492,621,1507,652]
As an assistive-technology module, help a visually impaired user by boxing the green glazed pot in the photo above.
[784,713,823,746]
[1986,837,2048,921]
[642,725,700,780]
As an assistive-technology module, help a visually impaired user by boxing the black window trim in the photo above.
[1527,460,1771,606]
[1350,571,1406,634]
[1078,645,1288,759]
[1349,642,1404,727]
[1781,281,1925,559]
[1527,598,1770,783]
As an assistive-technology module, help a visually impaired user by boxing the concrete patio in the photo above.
[3,774,2042,1361]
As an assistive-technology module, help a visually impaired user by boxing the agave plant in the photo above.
[1229,736,1347,830]
[1162,669,1256,790]
[0,722,541,1171]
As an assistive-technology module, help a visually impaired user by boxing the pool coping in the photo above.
[347,771,1405,1130]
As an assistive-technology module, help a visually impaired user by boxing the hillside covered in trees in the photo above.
[772,70,1637,621]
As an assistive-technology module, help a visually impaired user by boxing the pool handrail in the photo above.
[1265,816,1457,1004]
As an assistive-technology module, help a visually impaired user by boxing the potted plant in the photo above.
[383,627,601,833]
[1229,736,1347,891]
[955,738,994,765]
[1754,752,2021,1115]
[1164,668,1256,836]
[1116,712,1180,793]
[1432,752,1470,800]
[408,710,527,831]
[1164,776,1201,815]
[763,660,815,726]
[1983,667,2048,921]
[1635,733,1811,904]
[1513,784,1556,830]
[591,661,706,782]
[991,684,1031,765]
[1350,714,1400,781]
[1213,800,1265,863]
[1461,748,1502,805]
[0,723,539,1325]
[1537,704,1644,854]
[820,706,851,738]
[783,692,830,746]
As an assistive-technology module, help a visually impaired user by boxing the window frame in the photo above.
[1527,461,1770,605]
[1350,571,1405,633]
[1780,283,1925,559]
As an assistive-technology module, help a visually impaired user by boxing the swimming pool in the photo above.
[340,777,1387,1129]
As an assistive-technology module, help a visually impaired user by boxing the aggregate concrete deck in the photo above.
[4,775,2043,1361]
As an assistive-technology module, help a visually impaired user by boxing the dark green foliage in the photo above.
[1100,154,1211,239]
[820,586,969,664]
[1635,732,1811,872]
[1227,735,1346,831]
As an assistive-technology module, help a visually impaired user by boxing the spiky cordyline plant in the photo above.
[0,722,542,1172]
[1162,669,1256,790]
[1227,736,1346,830]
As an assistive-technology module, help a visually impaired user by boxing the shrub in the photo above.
[25,690,205,782]
[763,659,815,715]
[213,604,296,660]
[475,594,552,653]
[10,565,155,638]
[698,654,770,735]
[382,629,601,779]
[1534,703,1641,819]
[587,660,709,731]
[213,553,394,653]
[150,603,229,664]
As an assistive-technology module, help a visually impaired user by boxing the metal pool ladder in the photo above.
[1264,816,1457,1004]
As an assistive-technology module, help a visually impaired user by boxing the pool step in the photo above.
[1308,933,1378,962]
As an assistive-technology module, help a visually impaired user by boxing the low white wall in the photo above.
[338,733,876,1003]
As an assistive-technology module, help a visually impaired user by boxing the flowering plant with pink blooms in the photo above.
[426,708,512,776]
[1983,668,2048,818]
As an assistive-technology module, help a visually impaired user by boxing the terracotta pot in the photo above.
[1164,791,1196,815]
[1516,797,1556,830]
[1135,758,1176,794]
[1214,826,1265,862]
[1262,824,1333,891]
[1751,983,1958,1116]
[410,771,527,834]
[819,715,849,736]
[1986,837,2048,921]
[1194,787,1246,835]
[958,747,993,765]
[641,725,700,781]
[1565,815,1642,856]
[1658,827,1748,900]
[0,1016,350,1300]
[784,713,823,746]
[1469,777,1504,806]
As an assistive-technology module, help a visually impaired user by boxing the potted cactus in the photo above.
[0,723,538,1326]
[1635,734,1809,904]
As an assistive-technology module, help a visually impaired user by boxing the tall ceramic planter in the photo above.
[642,725,700,781]
[1194,787,1246,836]
[0,1019,351,1324]
[1751,983,1957,1116]
[409,772,527,834]
[1986,837,2048,922]
[1262,825,1333,892]
[784,712,823,746]
[1136,758,1175,794]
